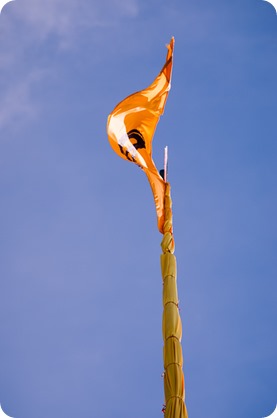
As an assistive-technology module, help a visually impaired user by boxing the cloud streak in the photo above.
[0,74,36,130]
[12,0,140,42]
[0,0,140,132]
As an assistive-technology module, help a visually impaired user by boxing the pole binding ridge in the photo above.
[161,183,188,418]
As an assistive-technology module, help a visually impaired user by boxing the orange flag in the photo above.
[107,37,174,233]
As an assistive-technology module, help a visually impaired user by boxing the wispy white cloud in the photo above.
[13,0,81,42]
[0,82,33,130]
[0,69,46,131]
[12,0,140,43]
[0,0,139,132]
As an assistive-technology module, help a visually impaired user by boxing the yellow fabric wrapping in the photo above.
[161,183,188,418]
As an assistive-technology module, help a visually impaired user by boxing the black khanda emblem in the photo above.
[119,129,146,163]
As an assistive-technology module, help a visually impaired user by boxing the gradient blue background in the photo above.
[0,0,276,417]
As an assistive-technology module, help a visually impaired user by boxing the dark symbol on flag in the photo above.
[127,129,146,150]
[119,129,146,163]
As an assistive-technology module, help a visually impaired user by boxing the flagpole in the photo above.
[161,182,188,418]
[106,36,184,416]
[164,146,168,182]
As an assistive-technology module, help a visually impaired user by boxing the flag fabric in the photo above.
[107,37,174,233]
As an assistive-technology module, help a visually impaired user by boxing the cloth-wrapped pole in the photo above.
[161,183,188,418]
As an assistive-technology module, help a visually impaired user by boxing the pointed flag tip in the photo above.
[166,37,175,52]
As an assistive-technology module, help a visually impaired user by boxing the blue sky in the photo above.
[0,0,276,417]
